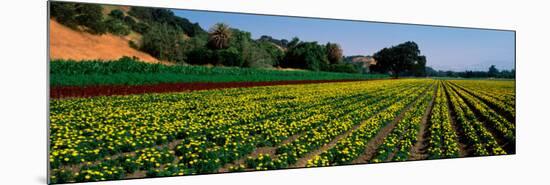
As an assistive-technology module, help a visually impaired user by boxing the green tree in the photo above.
[371,41,426,78]
[51,2,78,28]
[50,2,106,34]
[104,18,130,36]
[74,4,106,34]
[109,9,125,19]
[141,23,186,63]
[488,65,499,77]
[283,41,329,71]
[207,23,232,50]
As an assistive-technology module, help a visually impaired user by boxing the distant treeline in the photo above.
[426,65,515,79]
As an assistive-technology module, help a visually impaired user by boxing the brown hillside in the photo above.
[49,19,160,63]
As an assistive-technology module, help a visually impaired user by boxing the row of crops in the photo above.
[49,79,515,184]
[50,57,387,87]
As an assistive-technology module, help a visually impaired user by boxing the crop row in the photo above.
[449,80,515,109]
[448,83,515,142]
[445,81,506,156]
[369,83,434,163]
[426,81,460,159]
[305,81,434,167]
[448,81,515,121]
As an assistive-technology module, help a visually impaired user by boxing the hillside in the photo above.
[49,19,160,63]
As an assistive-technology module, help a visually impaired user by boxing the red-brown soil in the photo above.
[50,79,370,99]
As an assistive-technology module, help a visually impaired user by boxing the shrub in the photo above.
[105,18,130,36]
[131,22,150,34]
[186,47,213,65]
[109,9,125,19]
[123,16,136,26]
[129,40,139,50]
[216,47,243,66]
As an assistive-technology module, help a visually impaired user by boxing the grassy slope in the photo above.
[51,58,388,86]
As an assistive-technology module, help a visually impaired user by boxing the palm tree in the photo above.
[208,23,232,50]
[326,42,343,64]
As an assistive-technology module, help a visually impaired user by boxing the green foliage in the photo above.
[255,41,284,67]
[104,18,130,36]
[282,39,329,71]
[186,47,213,65]
[131,22,150,34]
[323,63,359,73]
[488,65,499,77]
[50,2,106,34]
[50,57,387,86]
[215,47,244,66]
[141,23,186,63]
[258,35,289,48]
[371,41,426,78]
[108,9,125,19]
[123,16,136,26]
[50,2,78,29]
[73,3,106,34]
[127,7,205,36]
[428,67,515,79]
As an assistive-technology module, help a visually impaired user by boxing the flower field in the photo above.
[49,78,515,184]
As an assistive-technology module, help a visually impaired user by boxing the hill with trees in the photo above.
[49,1,371,74]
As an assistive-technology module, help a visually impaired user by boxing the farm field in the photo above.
[49,78,515,183]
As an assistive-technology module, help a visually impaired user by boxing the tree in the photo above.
[283,41,329,71]
[104,18,130,36]
[371,41,426,78]
[50,2,106,34]
[141,23,186,63]
[411,55,427,76]
[207,23,232,50]
[127,7,205,36]
[74,4,106,34]
[326,42,343,65]
[488,65,499,77]
[51,2,78,29]
[109,9,125,19]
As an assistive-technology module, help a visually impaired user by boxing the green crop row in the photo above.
[50,57,388,86]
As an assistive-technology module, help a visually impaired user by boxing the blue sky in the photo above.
[173,9,515,71]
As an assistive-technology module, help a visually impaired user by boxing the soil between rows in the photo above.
[408,85,437,161]
[50,79,380,99]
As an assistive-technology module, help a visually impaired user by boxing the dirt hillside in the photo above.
[49,19,160,63]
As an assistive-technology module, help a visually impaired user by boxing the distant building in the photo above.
[348,56,377,73]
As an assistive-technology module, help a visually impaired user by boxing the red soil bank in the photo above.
[50,79,372,99]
